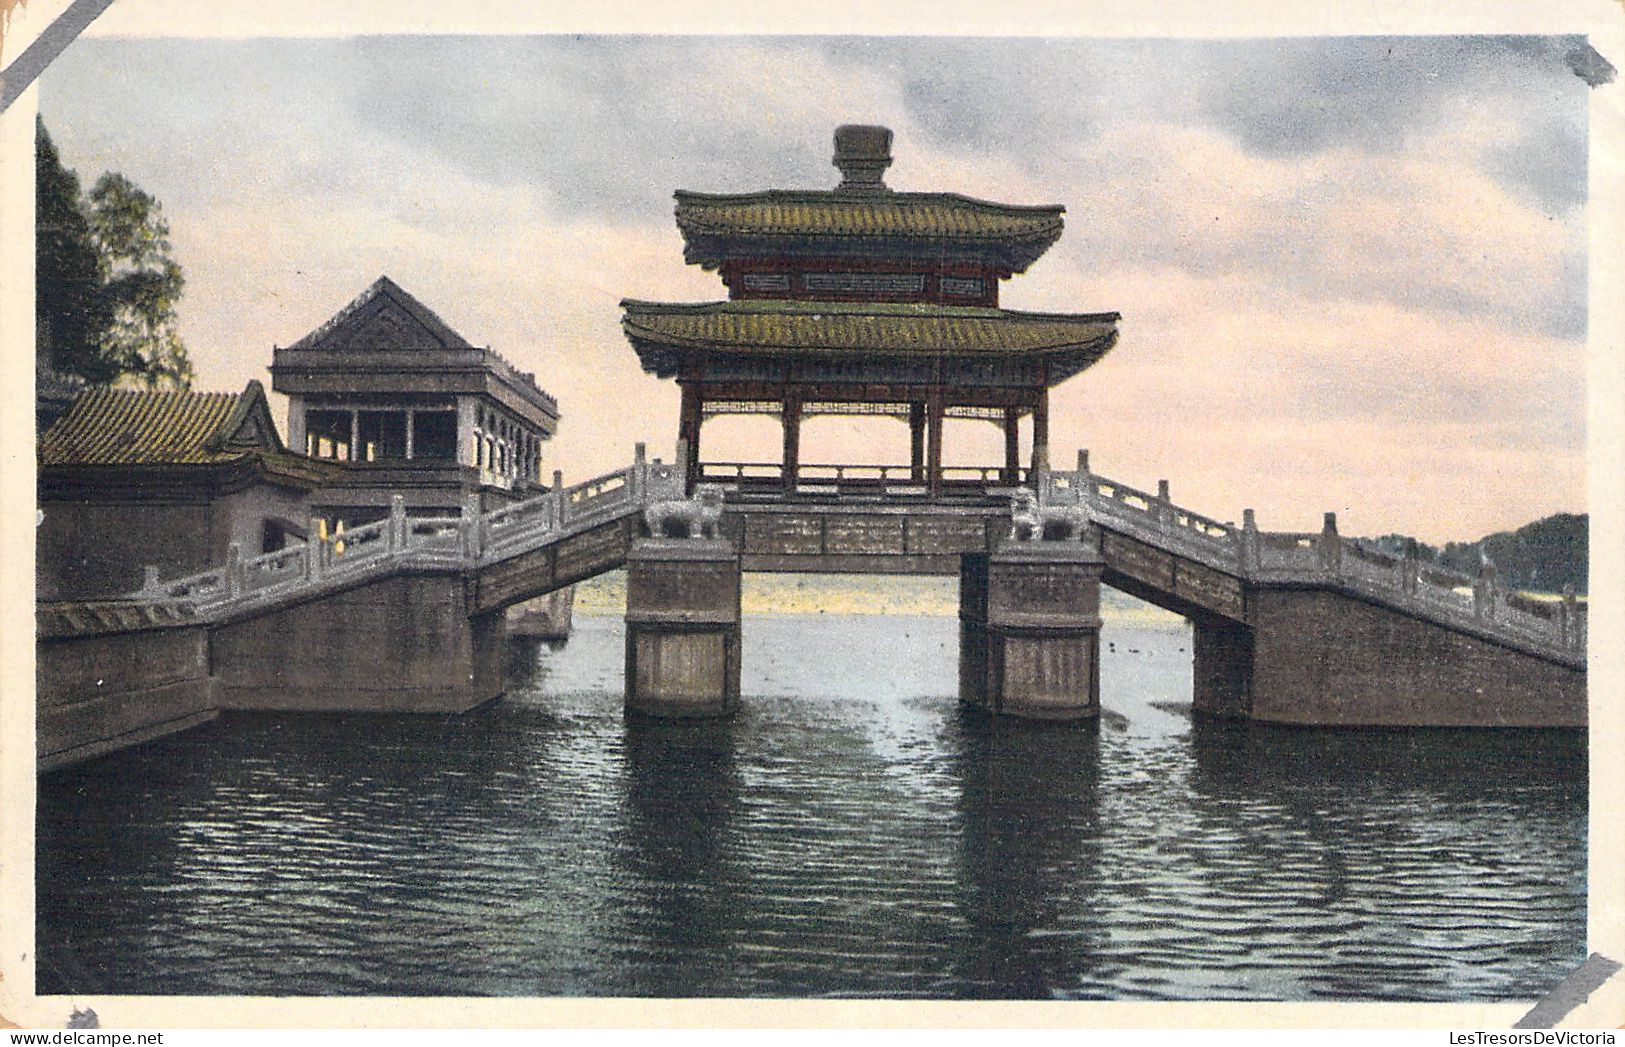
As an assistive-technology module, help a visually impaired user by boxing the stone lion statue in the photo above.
[644,484,725,540]
[1009,487,1090,542]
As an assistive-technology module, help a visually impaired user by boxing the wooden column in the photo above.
[909,402,926,482]
[678,383,702,492]
[926,391,945,499]
[1002,407,1020,484]
[782,389,803,494]
[1030,389,1050,474]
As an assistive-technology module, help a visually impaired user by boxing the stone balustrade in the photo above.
[1036,451,1585,665]
[129,444,685,619]
[117,441,1584,667]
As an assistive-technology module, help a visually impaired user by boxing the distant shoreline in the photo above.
[572,569,1188,624]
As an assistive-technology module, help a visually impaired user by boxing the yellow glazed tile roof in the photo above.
[677,191,1063,240]
[674,191,1066,272]
[40,387,248,466]
[42,383,350,488]
[621,299,1119,356]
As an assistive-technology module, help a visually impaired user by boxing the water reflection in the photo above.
[952,712,1104,998]
[35,613,1587,1001]
[1182,719,1587,1000]
[616,717,742,994]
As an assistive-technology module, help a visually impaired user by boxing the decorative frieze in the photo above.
[803,272,927,296]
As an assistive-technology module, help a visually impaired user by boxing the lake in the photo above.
[36,578,1586,1000]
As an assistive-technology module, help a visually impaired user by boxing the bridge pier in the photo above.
[1192,617,1254,719]
[959,541,1104,720]
[625,536,742,718]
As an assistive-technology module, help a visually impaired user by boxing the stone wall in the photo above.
[37,613,219,772]
[1248,587,1585,727]
[39,480,313,601]
[211,572,502,713]
[38,500,214,600]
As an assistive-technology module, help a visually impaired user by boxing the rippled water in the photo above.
[36,609,1586,1000]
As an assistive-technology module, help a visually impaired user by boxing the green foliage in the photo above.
[35,119,192,390]
[35,118,113,384]
[1364,514,1588,595]
[1436,513,1588,595]
[86,172,192,389]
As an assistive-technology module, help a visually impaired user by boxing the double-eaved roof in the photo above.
[622,299,1120,381]
[675,190,1066,274]
[626,127,1119,391]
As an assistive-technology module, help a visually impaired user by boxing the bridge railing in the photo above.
[1042,466,1242,572]
[239,543,308,598]
[1038,451,1585,662]
[127,446,685,616]
[405,515,466,566]
[477,447,685,561]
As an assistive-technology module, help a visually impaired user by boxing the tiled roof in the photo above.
[622,299,1118,358]
[674,191,1066,272]
[40,386,255,467]
[283,275,475,352]
[40,382,340,488]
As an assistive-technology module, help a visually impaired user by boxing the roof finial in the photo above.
[833,125,893,192]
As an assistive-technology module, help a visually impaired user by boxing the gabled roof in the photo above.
[674,191,1067,273]
[40,380,285,467]
[283,275,476,353]
[621,299,1119,379]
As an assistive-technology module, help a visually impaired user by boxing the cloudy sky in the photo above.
[38,33,1591,542]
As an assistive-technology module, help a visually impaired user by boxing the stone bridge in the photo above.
[39,444,1587,768]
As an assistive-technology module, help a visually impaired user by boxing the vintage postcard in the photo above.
[2,0,1621,1030]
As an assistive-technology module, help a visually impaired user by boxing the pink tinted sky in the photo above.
[39,34,1591,544]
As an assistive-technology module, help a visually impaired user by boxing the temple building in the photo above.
[271,276,560,528]
[37,380,339,598]
[621,125,1119,496]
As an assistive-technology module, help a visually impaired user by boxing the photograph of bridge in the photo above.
[10,6,1607,1023]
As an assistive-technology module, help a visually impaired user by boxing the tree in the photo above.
[35,119,192,390]
[35,117,113,384]
[86,172,192,389]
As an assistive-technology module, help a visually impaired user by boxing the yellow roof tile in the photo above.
[675,191,1066,272]
[41,386,255,467]
[622,299,1118,357]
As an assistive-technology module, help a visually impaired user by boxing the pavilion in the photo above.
[621,125,1119,497]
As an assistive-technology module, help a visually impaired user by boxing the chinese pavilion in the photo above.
[271,276,560,526]
[621,125,1119,497]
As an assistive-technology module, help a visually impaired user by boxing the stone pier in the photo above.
[959,539,1104,720]
[1192,616,1254,719]
[624,537,742,718]
[507,585,576,640]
